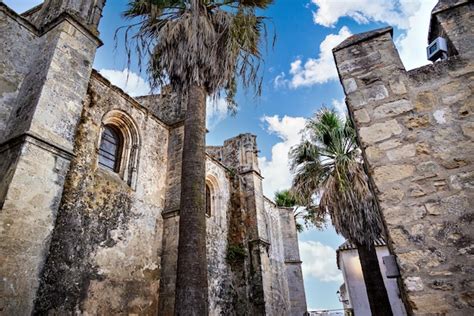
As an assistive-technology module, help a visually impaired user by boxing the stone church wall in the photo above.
[0,2,306,315]
[34,73,169,314]
[0,5,38,141]
[1,3,102,313]
[333,2,473,314]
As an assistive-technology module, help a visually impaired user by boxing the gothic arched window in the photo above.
[98,125,122,172]
[98,110,141,188]
[206,184,212,216]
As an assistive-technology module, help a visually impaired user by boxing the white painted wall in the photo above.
[338,246,407,316]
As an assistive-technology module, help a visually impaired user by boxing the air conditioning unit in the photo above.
[427,37,448,62]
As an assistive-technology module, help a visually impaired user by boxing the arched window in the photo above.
[98,110,141,188]
[98,125,122,172]
[206,184,212,216]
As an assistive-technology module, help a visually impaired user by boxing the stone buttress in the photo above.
[0,1,104,314]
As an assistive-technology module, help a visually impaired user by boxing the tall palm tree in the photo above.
[121,1,272,314]
[290,109,393,316]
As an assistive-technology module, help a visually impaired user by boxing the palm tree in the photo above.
[290,109,393,316]
[274,189,324,233]
[121,1,272,314]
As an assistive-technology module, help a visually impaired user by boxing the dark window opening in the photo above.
[99,125,122,172]
[206,184,211,216]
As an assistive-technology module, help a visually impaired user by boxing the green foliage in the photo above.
[274,189,297,208]
[227,167,237,178]
[226,243,247,262]
[273,189,325,233]
[290,108,382,246]
[120,0,274,111]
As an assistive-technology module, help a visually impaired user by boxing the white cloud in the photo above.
[332,98,347,120]
[396,0,438,70]
[206,97,229,130]
[273,72,289,89]
[99,68,151,97]
[289,26,352,88]
[299,240,343,282]
[310,0,439,70]
[311,0,409,29]
[258,115,307,198]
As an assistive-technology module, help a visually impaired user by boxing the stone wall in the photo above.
[33,73,169,314]
[262,199,291,315]
[0,3,102,314]
[0,4,38,141]
[278,202,308,316]
[333,2,473,314]
[0,3,306,315]
[136,88,186,126]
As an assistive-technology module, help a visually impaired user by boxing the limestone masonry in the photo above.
[0,1,306,315]
[333,0,473,315]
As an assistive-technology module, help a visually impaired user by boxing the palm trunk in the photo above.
[357,243,393,316]
[175,84,209,315]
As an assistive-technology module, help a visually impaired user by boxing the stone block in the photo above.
[461,122,474,139]
[386,144,416,161]
[449,171,474,190]
[365,146,383,161]
[353,108,370,123]
[365,84,388,102]
[373,99,414,119]
[404,276,424,292]
[410,293,449,314]
[342,78,357,93]
[414,91,437,111]
[389,78,407,95]
[373,164,415,184]
[378,139,402,150]
[347,91,367,109]
[359,119,403,144]
[404,115,430,130]
[379,185,405,204]
[424,202,442,216]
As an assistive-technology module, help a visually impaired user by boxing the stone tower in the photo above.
[0,1,105,314]
[333,0,473,314]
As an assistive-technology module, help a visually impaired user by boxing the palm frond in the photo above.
[290,108,383,246]
[119,0,274,109]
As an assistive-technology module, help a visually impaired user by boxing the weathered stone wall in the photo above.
[34,73,169,314]
[0,5,38,141]
[333,3,473,313]
[136,88,186,126]
[0,3,102,314]
[0,3,306,315]
[262,199,291,315]
[206,159,234,315]
[278,203,308,316]
[220,134,306,315]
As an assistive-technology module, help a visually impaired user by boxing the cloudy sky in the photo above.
[6,0,438,310]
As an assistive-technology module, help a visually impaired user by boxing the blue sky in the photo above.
[7,0,438,310]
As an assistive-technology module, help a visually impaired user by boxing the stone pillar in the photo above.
[334,21,474,314]
[222,133,270,314]
[0,2,103,314]
[279,207,307,316]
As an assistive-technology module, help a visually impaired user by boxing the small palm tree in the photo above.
[290,109,393,316]
[274,189,324,232]
[121,1,273,314]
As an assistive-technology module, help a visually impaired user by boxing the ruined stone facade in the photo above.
[333,1,473,315]
[0,1,306,315]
